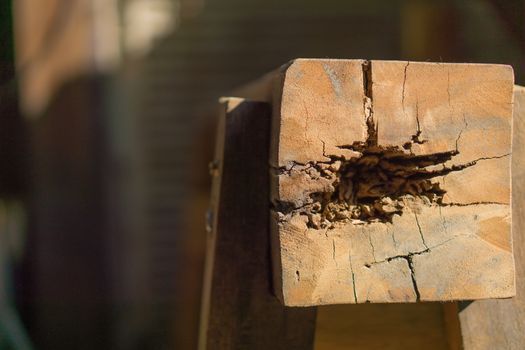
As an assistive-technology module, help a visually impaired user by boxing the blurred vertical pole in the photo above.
[401,0,463,62]
[487,0,525,54]
[0,0,26,196]
[0,0,33,348]
[12,0,122,349]
[0,202,33,350]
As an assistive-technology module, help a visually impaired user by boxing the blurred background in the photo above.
[0,0,523,349]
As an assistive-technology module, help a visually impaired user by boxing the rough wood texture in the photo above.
[458,85,525,349]
[270,59,515,306]
[198,98,316,350]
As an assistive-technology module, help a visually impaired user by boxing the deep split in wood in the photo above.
[200,74,523,348]
[267,59,515,306]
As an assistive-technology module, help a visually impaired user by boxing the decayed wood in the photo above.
[457,85,525,350]
[270,59,515,306]
[198,98,316,350]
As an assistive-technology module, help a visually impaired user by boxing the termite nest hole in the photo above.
[277,142,460,229]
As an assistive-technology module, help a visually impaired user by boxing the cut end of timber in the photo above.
[270,59,515,306]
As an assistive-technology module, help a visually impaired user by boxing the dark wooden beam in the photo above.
[199,98,316,350]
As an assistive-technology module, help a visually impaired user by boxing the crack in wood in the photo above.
[272,70,510,228]
[268,59,514,306]
[349,252,358,303]
[271,144,495,228]
[407,256,421,301]
[414,212,429,250]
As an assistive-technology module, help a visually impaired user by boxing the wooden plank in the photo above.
[457,85,525,349]
[443,302,463,350]
[314,303,451,350]
[198,98,316,350]
[269,59,515,306]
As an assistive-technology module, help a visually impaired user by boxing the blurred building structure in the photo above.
[2,0,523,349]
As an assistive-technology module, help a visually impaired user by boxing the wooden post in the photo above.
[198,98,316,350]
[269,59,514,305]
[457,85,525,349]
[200,60,521,349]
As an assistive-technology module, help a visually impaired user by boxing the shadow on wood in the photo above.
[199,98,316,350]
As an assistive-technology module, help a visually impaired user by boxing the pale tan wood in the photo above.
[372,61,512,205]
[457,85,525,349]
[269,59,515,306]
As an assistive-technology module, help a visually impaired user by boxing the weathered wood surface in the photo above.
[457,85,525,349]
[198,98,316,350]
[270,59,515,306]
